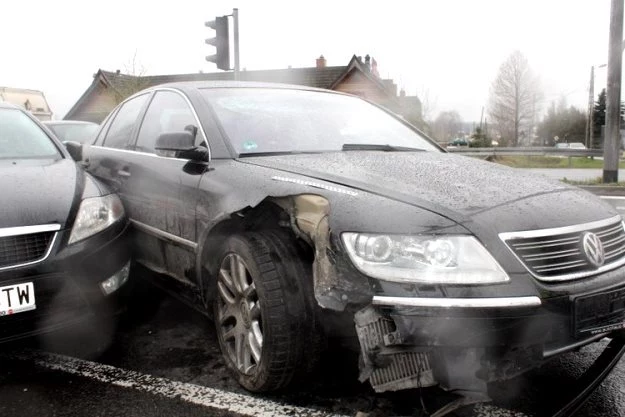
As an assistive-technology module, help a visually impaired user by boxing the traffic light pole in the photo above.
[233,8,240,80]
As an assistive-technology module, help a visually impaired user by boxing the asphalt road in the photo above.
[1,278,625,417]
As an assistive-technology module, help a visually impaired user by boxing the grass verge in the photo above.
[489,155,625,169]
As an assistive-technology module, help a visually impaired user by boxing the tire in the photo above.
[213,230,319,392]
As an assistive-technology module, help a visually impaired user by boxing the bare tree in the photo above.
[431,110,463,142]
[488,51,541,146]
[417,85,438,124]
[111,51,151,104]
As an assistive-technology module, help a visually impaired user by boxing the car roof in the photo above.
[43,120,98,126]
[151,80,344,95]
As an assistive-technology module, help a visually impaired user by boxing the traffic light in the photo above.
[205,16,230,71]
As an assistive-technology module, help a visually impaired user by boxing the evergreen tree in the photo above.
[592,89,606,149]
[537,101,586,146]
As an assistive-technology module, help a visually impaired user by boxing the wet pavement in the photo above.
[1,277,624,417]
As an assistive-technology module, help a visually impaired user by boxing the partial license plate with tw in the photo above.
[0,282,36,316]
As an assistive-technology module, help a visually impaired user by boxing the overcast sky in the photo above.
[0,0,616,122]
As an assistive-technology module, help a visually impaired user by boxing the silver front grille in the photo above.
[0,224,60,271]
[500,216,625,281]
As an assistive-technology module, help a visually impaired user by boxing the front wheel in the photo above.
[213,230,319,392]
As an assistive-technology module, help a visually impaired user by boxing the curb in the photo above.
[579,186,625,196]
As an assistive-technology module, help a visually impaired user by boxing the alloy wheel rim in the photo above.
[216,253,263,375]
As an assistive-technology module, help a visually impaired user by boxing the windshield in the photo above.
[200,88,440,155]
[0,108,61,159]
[46,123,99,144]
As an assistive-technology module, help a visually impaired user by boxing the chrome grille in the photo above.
[0,225,59,270]
[501,216,625,281]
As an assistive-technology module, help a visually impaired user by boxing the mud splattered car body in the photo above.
[82,82,625,403]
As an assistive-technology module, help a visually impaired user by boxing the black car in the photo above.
[81,82,625,407]
[0,102,130,353]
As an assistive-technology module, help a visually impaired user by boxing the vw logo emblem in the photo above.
[582,232,605,267]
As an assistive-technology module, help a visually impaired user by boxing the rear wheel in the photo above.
[213,230,318,392]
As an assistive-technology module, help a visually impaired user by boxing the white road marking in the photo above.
[474,404,531,417]
[6,349,528,417]
[600,196,625,200]
[8,350,346,417]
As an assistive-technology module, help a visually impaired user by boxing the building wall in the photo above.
[68,82,118,122]
[0,87,53,121]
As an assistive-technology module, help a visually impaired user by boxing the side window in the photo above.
[136,91,199,153]
[102,94,149,149]
[93,109,117,146]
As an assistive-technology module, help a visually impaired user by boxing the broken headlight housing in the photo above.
[342,233,509,284]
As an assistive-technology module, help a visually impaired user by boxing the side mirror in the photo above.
[155,131,195,152]
[65,141,83,162]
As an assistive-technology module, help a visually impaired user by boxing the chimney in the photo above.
[371,57,379,77]
[364,54,371,72]
[316,55,327,69]
[115,69,121,75]
[400,88,406,97]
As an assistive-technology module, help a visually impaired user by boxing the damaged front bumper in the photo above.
[354,293,625,400]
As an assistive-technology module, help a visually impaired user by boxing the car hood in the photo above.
[238,151,610,225]
[0,158,80,229]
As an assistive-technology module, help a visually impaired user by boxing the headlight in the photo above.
[342,233,509,284]
[68,194,124,244]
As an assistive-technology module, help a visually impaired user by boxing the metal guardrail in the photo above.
[446,146,604,158]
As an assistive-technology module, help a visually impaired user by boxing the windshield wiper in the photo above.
[237,150,326,157]
[341,144,426,152]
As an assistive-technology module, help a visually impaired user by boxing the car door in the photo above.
[117,89,208,290]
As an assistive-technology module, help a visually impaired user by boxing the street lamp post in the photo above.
[604,0,624,183]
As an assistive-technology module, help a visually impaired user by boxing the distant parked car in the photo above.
[569,142,587,149]
[555,142,587,150]
[450,137,469,146]
[43,120,99,144]
[0,103,130,354]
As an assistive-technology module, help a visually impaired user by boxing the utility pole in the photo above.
[479,106,484,131]
[603,0,624,183]
[586,66,595,148]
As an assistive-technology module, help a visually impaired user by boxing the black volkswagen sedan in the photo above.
[0,102,130,354]
[82,82,625,408]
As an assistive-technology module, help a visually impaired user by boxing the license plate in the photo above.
[0,282,36,316]
[574,287,625,337]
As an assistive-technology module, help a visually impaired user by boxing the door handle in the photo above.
[117,169,131,178]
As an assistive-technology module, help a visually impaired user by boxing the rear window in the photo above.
[0,109,61,159]
[47,123,99,144]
